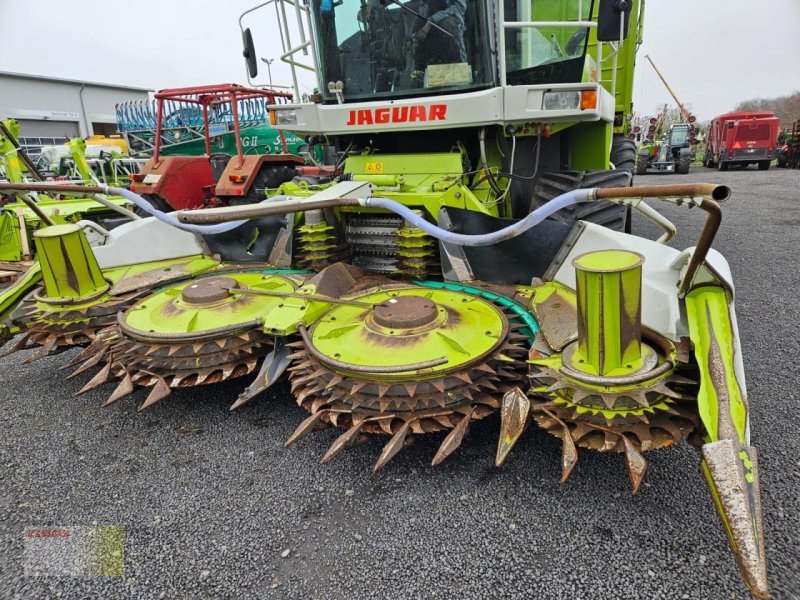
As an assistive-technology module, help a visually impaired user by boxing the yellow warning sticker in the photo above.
[365,162,384,174]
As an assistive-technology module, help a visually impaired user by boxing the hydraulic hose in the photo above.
[107,187,260,234]
[362,190,592,247]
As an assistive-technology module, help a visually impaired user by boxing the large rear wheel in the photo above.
[530,169,632,231]
[237,164,297,205]
[610,136,637,175]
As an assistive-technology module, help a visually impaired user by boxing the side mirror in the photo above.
[242,28,258,78]
[597,0,632,42]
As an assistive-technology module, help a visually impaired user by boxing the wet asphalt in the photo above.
[1,167,799,599]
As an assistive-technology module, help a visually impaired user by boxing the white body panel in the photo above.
[550,222,735,342]
[92,218,205,269]
[275,84,613,136]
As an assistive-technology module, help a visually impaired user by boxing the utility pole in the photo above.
[261,58,275,88]
[645,54,691,122]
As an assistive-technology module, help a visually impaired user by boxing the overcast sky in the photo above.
[1,0,797,121]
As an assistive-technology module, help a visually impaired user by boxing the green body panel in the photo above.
[66,138,94,183]
[569,121,613,171]
[0,263,42,333]
[281,152,504,219]
[34,224,107,300]
[0,120,25,183]
[590,0,644,133]
[685,285,748,444]
[155,124,308,158]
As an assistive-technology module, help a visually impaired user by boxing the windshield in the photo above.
[670,126,690,146]
[504,0,594,86]
[312,0,494,103]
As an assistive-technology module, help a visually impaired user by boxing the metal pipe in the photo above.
[595,183,730,202]
[231,288,382,308]
[597,184,728,295]
[154,98,164,163]
[178,196,362,224]
[633,201,676,244]
[13,193,57,226]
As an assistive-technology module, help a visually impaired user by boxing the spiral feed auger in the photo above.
[0,180,769,599]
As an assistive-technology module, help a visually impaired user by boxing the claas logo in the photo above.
[346,105,447,126]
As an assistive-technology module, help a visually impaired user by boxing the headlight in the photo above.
[542,91,581,111]
[542,90,598,111]
[271,109,298,126]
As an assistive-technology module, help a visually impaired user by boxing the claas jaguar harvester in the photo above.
[0,1,768,597]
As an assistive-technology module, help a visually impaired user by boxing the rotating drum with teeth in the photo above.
[524,250,699,493]
[72,272,300,411]
[3,223,138,361]
[286,284,531,468]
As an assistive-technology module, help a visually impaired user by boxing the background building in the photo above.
[0,71,151,159]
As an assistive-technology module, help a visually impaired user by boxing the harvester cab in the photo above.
[0,1,770,597]
[244,0,641,231]
[129,84,320,212]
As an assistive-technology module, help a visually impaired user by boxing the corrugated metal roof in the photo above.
[0,70,152,93]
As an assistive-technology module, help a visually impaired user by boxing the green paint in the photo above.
[310,287,505,377]
[685,285,749,444]
[0,263,42,326]
[414,280,540,339]
[124,273,295,335]
[33,224,107,300]
[572,250,644,376]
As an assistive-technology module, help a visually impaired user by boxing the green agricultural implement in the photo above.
[0,120,137,280]
[0,1,770,597]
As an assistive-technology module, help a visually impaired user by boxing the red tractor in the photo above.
[130,84,318,211]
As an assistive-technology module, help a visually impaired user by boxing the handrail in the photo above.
[503,21,597,28]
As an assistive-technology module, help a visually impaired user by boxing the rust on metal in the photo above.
[702,440,769,600]
[531,289,578,351]
[495,387,531,467]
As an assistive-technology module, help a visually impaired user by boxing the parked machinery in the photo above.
[703,111,780,171]
[0,119,136,279]
[636,122,693,174]
[0,1,770,597]
[777,120,800,169]
[122,84,331,211]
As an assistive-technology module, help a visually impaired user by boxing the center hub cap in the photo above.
[181,277,240,305]
[372,296,438,329]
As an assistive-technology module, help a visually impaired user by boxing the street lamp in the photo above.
[261,58,274,88]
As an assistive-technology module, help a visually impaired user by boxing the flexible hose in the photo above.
[106,186,292,235]
[363,189,593,247]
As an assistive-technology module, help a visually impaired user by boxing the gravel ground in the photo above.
[1,167,799,599]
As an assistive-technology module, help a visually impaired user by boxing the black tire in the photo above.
[610,136,637,175]
[718,160,729,172]
[236,164,297,205]
[758,160,770,171]
[777,153,788,168]
[531,170,631,231]
[636,152,650,175]
[134,193,173,216]
[677,154,691,175]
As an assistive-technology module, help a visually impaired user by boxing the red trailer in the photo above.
[702,110,780,171]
